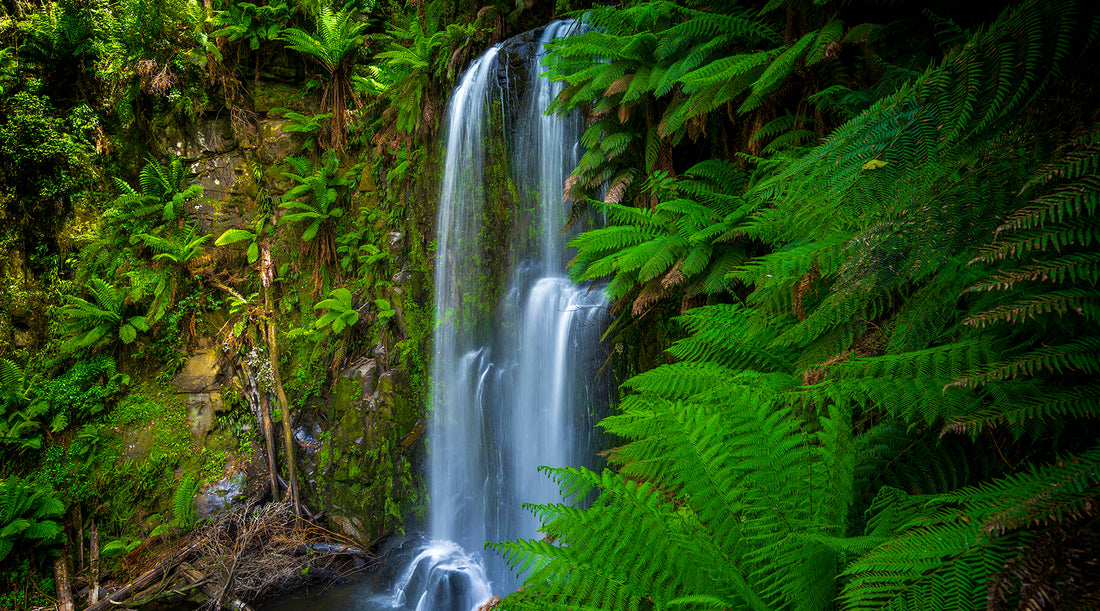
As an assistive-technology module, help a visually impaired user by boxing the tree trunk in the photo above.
[260,387,280,499]
[89,519,100,605]
[219,267,279,500]
[53,541,73,611]
[260,240,300,517]
[74,504,83,572]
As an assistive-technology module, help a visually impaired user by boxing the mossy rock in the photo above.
[251,82,310,114]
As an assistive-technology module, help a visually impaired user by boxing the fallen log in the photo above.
[82,538,204,611]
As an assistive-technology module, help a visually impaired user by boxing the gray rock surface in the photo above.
[195,471,247,520]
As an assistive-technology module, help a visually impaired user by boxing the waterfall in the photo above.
[392,20,610,611]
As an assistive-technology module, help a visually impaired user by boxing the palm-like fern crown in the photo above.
[58,277,149,352]
[281,5,366,72]
[569,159,753,324]
[0,477,64,562]
[546,0,889,220]
[113,156,202,228]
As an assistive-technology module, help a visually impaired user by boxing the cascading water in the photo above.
[391,20,610,611]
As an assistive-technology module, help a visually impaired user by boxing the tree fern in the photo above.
[569,160,750,320]
[280,5,366,150]
[0,477,64,562]
[497,3,1100,610]
[495,380,844,611]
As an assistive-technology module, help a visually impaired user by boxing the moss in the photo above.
[332,376,362,416]
[251,82,313,114]
[81,382,224,538]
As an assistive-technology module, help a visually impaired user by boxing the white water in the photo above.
[392,20,608,611]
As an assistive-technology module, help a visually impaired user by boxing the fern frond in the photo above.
[667,304,794,372]
[963,288,1100,327]
[971,251,1100,291]
[843,445,1100,610]
[738,31,817,114]
[953,336,1100,387]
[173,475,200,530]
[946,382,1100,433]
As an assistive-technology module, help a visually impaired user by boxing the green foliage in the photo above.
[0,88,90,272]
[33,355,128,439]
[842,445,1100,610]
[336,231,385,275]
[130,225,211,324]
[543,0,886,211]
[370,6,482,144]
[213,0,293,52]
[313,287,359,334]
[0,477,64,563]
[171,474,200,531]
[280,154,351,242]
[279,5,368,150]
[0,359,34,413]
[0,359,47,453]
[568,159,751,319]
[273,108,332,155]
[114,155,204,229]
[280,153,356,286]
[0,557,56,610]
[498,1,1100,609]
[373,298,395,322]
[57,277,150,354]
[216,216,272,265]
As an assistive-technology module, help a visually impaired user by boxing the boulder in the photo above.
[165,117,236,159]
[386,230,406,267]
[185,393,217,441]
[329,514,366,543]
[357,164,377,192]
[172,348,224,393]
[195,471,247,520]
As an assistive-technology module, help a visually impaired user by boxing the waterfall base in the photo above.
[390,540,493,611]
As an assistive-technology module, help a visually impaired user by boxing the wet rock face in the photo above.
[163,115,301,236]
[165,117,234,159]
[172,347,225,393]
[172,343,228,441]
[344,358,381,398]
[492,27,542,117]
[196,471,247,520]
[186,393,216,441]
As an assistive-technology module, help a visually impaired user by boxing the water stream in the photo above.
[265,21,608,611]
[393,20,609,611]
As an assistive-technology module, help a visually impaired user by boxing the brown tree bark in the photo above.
[260,387,280,498]
[53,541,73,611]
[260,240,300,517]
[89,519,100,605]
